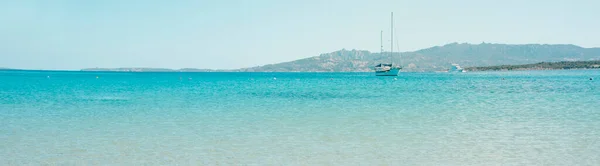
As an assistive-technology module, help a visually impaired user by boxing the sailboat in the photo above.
[375,12,402,76]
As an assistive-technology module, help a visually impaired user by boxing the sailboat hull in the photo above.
[375,68,401,76]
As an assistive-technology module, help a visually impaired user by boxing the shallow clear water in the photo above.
[1,70,599,165]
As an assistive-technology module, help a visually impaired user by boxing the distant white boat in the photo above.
[450,64,466,72]
[375,12,402,76]
[375,63,401,76]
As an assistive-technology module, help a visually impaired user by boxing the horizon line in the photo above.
[2,42,599,71]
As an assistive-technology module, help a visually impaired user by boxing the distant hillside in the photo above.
[81,68,175,72]
[0,67,19,71]
[241,43,600,72]
[81,68,220,72]
[179,68,226,72]
[466,60,600,71]
[76,43,600,72]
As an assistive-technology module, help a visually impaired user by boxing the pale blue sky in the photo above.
[1,0,598,70]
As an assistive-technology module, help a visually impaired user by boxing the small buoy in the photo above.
[394,78,398,80]
[273,77,277,80]
[96,76,99,79]
[47,76,50,78]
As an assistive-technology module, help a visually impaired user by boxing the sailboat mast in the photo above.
[391,12,394,64]
[380,30,383,53]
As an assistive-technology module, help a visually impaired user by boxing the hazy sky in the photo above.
[1,0,598,70]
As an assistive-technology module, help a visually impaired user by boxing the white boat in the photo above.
[375,12,402,76]
[375,63,401,76]
[450,63,466,72]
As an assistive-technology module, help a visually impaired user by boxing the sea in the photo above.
[1,70,599,165]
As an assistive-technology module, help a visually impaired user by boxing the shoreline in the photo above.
[465,68,600,72]
[2,68,600,73]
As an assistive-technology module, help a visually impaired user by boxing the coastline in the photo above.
[466,60,600,72]
[3,68,600,73]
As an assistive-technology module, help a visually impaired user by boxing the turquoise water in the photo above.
[1,70,599,165]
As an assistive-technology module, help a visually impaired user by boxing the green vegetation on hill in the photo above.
[466,60,600,71]
[241,43,600,72]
